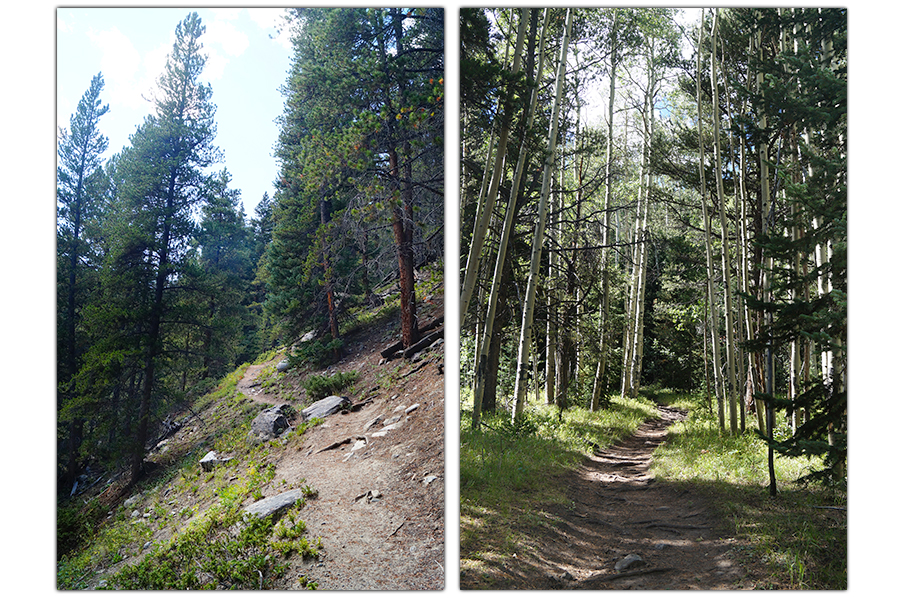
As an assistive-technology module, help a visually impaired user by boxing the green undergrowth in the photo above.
[106,495,320,590]
[647,389,847,589]
[57,362,323,590]
[459,391,658,582]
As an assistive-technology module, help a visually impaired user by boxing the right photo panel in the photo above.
[459,7,847,590]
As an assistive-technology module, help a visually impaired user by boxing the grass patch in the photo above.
[57,363,323,590]
[648,389,847,589]
[459,392,657,586]
[301,371,359,402]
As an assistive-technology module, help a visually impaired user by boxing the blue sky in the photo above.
[56,7,294,219]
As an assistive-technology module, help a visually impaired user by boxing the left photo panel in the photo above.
[56,7,444,590]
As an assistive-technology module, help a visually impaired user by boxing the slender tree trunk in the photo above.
[459,10,528,325]
[472,8,545,429]
[696,10,726,429]
[512,8,572,421]
[710,9,740,433]
[590,11,618,411]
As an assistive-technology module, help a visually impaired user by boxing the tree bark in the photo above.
[459,10,528,325]
[512,8,572,421]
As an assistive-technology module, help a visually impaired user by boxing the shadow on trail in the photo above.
[463,402,756,590]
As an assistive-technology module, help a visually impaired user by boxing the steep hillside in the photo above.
[57,270,444,590]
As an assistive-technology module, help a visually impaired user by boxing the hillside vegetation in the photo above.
[58,270,445,590]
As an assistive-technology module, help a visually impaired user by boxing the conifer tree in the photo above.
[57,72,109,486]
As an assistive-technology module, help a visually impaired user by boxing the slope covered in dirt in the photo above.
[60,273,444,590]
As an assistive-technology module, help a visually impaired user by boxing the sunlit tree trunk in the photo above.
[697,10,725,428]
[512,8,572,421]
[710,9,739,433]
[459,10,527,325]
[472,8,545,429]
[590,9,618,411]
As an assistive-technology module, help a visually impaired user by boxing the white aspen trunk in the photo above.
[710,9,740,433]
[471,9,546,429]
[512,8,572,421]
[546,184,557,407]
[622,44,655,399]
[459,11,527,326]
[590,11,618,411]
[697,10,726,428]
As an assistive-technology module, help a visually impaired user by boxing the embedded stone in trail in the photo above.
[301,395,350,422]
[615,554,646,572]
[243,489,306,520]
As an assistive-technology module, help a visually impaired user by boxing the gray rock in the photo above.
[248,405,291,443]
[243,489,306,520]
[363,415,384,432]
[301,395,349,422]
[276,359,290,372]
[383,415,402,426]
[200,450,234,472]
[405,403,420,414]
[615,554,645,572]
[124,494,141,509]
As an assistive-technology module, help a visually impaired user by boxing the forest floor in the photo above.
[66,270,445,590]
[461,403,767,590]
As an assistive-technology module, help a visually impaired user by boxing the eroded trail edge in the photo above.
[514,404,754,590]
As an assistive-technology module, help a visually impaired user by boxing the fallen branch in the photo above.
[402,327,444,359]
[316,437,352,453]
[379,316,444,359]
[388,520,406,538]
[400,358,431,379]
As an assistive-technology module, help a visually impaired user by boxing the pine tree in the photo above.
[57,72,109,487]
[77,12,220,482]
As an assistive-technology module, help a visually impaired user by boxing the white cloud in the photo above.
[57,13,72,34]
[204,19,249,57]
[86,26,147,112]
[246,8,292,50]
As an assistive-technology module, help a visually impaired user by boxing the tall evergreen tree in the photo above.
[268,8,443,354]
[57,72,109,487]
[77,12,220,482]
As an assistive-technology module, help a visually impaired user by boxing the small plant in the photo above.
[301,371,359,401]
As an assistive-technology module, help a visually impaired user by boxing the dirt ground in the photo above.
[236,342,446,591]
[80,290,447,591]
[461,404,762,590]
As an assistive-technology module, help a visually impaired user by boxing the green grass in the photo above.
[57,365,322,590]
[648,389,847,589]
[459,391,658,583]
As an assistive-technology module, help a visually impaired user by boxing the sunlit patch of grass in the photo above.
[647,389,846,589]
[459,391,658,586]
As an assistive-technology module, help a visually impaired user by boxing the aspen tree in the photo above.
[459,10,528,325]
[590,10,618,411]
[710,9,740,433]
[696,10,726,428]
[471,8,547,429]
[512,8,572,421]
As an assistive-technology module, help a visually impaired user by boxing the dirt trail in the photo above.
[235,348,445,590]
[479,404,755,590]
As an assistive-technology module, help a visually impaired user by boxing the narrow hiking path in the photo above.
[233,352,445,590]
[471,403,758,589]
